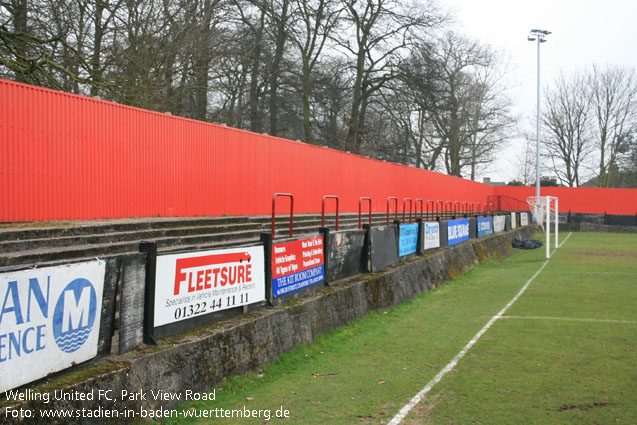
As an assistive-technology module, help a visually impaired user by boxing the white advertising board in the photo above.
[521,212,529,226]
[510,212,517,229]
[0,260,105,393]
[424,222,440,250]
[493,215,506,233]
[154,245,265,327]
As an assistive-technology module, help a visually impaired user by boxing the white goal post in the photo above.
[527,196,559,259]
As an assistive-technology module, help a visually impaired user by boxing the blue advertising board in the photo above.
[399,223,419,256]
[477,217,494,238]
[447,218,470,246]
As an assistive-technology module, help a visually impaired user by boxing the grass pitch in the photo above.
[157,232,637,424]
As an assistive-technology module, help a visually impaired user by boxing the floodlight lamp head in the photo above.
[528,36,536,41]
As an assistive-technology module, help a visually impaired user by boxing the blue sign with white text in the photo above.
[447,218,470,246]
[399,223,419,256]
[477,217,494,238]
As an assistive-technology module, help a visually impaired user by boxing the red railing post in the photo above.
[415,198,424,220]
[427,200,434,221]
[387,197,398,225]
[462,201,468,218]
[321,195,339,230]
[272,193,294,238]
[469,202,474,217]
[437,200,443,220]
[359,197,372,229]
[446,201,453,220]
[403,198,413,223]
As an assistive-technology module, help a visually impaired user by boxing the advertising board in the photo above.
[511,212,517,229]
[477,217,494,238]
[0,260,105,393]
[521,212,529,226]
[424,222,440,250]
[399,223,419,256]
[447,218,470,246]
[493,215,506,233]
[154,246,265,327]
[272,236,324,297]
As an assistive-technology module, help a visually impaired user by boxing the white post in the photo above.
[545,196,550,259]
[554,198,559,249]
[535,37,541,202]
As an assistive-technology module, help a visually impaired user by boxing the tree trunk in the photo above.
[12,0,29,83]
[249,9,265,133]
[268,0,289,137]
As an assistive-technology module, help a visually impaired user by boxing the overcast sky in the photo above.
[443,0,637,183]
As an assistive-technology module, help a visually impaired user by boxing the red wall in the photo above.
[493,186,637,215]
[2,79,635,222]
[1,80,492,222]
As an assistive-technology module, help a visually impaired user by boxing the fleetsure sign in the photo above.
[0,260,105,393]
[272,236,324,297]
[154,246,265,327]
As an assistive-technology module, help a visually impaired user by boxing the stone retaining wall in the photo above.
[0,226,536,425]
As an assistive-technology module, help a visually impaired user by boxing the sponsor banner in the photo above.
[447,218,470,246]
[155,246,265,327]
[493,215,506,233]
[0,260,105,393]
[521,212,529,226]
[477,217,494,238]
[399,223,419,256]
[424,222,440,250]
[511,212,517,229]
[272,236,324,297]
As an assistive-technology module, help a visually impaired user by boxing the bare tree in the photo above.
[263,0,292,137]
[311,57,351,148]
[288,0,341,143]
[397,32,511,178]
[590,65,637,187]
[231,0,268,132]
[335,0,446,154]
[0,0,30,83]
[511,134,536,186]
[542,71,594,187]
[463,64,514,180]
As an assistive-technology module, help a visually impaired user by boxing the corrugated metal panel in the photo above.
[493,186,637,215]
[2,78,499,222]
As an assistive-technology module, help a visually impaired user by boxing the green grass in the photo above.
[155,232,637,424]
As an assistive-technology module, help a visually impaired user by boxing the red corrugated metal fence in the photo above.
[2,79,636,222]
[1,79,493,222]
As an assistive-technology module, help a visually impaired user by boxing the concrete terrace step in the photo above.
[0,222,264,252]
[0,216,253,241]
[0,213,393,268]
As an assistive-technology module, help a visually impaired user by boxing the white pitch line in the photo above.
[501,316,637,324]
[542,271,636,276]
[387,232,573,425]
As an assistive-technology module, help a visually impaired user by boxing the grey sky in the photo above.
[443,0,637,183]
